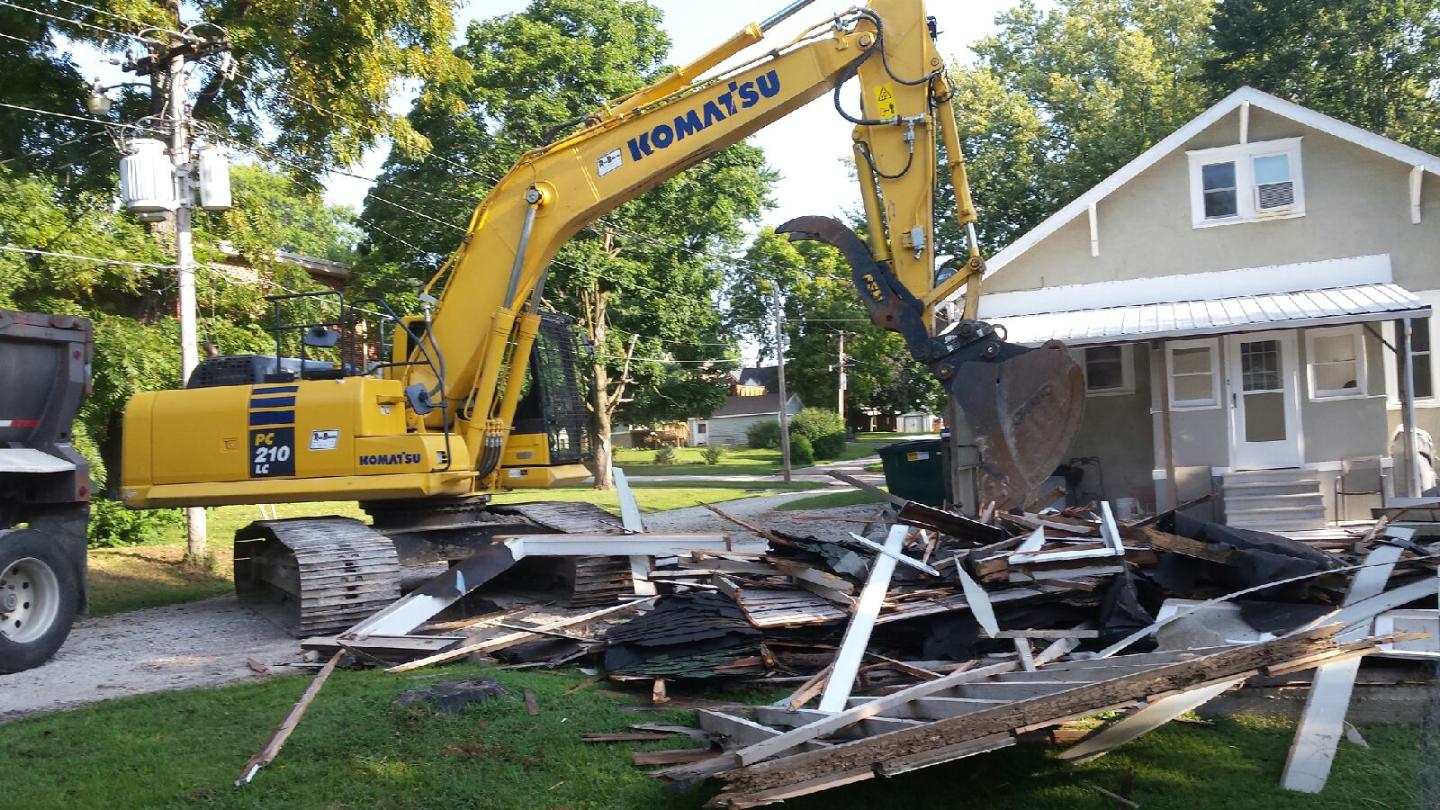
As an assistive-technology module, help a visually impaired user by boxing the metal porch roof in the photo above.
[990,282,1430,347]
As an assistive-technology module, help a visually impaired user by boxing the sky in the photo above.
[322,0,1019,225]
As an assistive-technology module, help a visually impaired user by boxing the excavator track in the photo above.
[235,517,401,637]
[236,502,633,636]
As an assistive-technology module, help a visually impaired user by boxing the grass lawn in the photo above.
[615,432,925,476]
[90,482,820,616]
[775,488,888,512]
[0,663,1417,809]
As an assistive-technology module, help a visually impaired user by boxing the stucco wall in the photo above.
[985,106,1440,295]
[1069,346,1156,507]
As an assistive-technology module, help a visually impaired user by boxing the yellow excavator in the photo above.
[120,0,1084,635]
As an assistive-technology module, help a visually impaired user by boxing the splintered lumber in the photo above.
[386,598,656,673]
[1141,527,1235,564]
[633,748,714,766]
[828,471,907,508]
[818,524,908,713]
[712,627,1368,804]
[1282,536,1408,793]
[236,651,342,786]
[1060,676,1246,762]
[784,664,833,711]
[895,500,1006,545]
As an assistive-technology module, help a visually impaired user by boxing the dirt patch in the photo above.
[0,594,302,722]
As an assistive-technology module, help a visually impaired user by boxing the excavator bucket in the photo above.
[948,341,1086,511]
[775,215,1085,512]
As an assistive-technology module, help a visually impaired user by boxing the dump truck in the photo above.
[0,309,92,673]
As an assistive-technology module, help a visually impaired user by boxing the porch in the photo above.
[982,265,1431,530]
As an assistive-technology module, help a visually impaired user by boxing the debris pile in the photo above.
[243,471,1440,803]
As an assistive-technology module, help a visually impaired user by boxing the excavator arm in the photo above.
[410,0,1083,509]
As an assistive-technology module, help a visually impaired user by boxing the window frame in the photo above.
[1165,338,1221,410]
[1186,137,1305,228]
[1080,344,1136,397]
[1305,326,1367,400]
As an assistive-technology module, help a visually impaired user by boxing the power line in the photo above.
[0,243,174,269]
[0,101,140,131]
[0,0,164,44]
[49,0,188,39]
[0,130,111,166]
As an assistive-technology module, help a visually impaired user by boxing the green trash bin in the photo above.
[876,438,947,507]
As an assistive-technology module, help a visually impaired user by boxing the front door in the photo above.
[1226,331,1303,469]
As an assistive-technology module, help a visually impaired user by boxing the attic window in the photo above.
[1187,138,1304,227]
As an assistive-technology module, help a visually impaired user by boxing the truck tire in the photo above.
[0,529,79,674]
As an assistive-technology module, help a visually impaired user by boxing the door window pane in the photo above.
[1244,391,1287,442]
[1241,340,1282,391]
[1202,161,1237,218]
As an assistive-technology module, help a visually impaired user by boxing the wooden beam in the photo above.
[1059,676,1245,761]
[386,597,655,673]
[818,525,907,713]
[1412,164,1424,224]
[828,470,907,508]
[236,651,342,786]
[734,662,1018,765]
[1282,538,1407,793]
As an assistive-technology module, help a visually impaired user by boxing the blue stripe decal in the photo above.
[253,385,299,395]
[249,410,295,426]
[249,396,296,409]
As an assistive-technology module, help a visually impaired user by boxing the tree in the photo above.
[726,229,944,422]
[353,0,773,489]
[0,164,354,495]
[0,0,465,172]
[941,0,1214,255]
[1204,0,1440,153]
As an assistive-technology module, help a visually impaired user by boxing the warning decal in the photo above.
[874,84,896,118]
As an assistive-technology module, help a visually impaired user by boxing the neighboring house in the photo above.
[850,408,939,434]
[950,87,1439,531]
[687,365,802,446]
[209,240,352,291]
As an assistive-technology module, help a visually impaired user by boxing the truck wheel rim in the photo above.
[0,557,61,644]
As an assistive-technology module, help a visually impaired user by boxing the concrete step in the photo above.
[1228,517,1331,532]
[1225,492,1324,509]
[1224,468,1313,482]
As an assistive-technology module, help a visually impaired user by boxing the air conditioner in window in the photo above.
[1255,180,1295,214]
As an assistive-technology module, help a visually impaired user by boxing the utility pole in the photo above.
[114,25,230,564]
[836,331,847,424]
[168,48,206,562]
[772,291,792,482]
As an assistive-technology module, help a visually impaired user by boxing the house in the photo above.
[950,87,1439,531]
[686,366,802,446]
[849,408,939,434]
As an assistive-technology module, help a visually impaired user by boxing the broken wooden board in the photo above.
[704,627,1389,807]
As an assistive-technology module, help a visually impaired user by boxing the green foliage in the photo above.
[811,432,847,460]
[943,0,1216,255]
[352,0,774,489]
[790,408,845,443]
[788,434,815,467]
[727,230,944,417]
[1204,0,1440,153]
[651,446,677,465]
[5,1,465,171]
[701,446,724,465]
[746,419,781,450]
[87,499,182,548]
[198,165,360,264]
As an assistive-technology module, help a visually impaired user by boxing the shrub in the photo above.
[789,434,815,466]
[746,419,781,449]
[87,499,183,548]
[811,431,847,460]
[791,407,846,443]
[702,446,724,465]
[653,446,678,465]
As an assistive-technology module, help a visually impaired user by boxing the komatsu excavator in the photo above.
[120,0,1084,635]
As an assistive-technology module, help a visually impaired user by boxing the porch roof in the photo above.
[990,282,1429,347]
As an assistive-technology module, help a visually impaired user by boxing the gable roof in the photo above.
[734,366,779,391]
[984,86,1440,278]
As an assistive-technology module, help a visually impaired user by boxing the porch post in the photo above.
[1400,318,1422,497]
[1154,341,1179,509]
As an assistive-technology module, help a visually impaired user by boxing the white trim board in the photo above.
[978,255,1392,319]
[973,86,1440,284]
